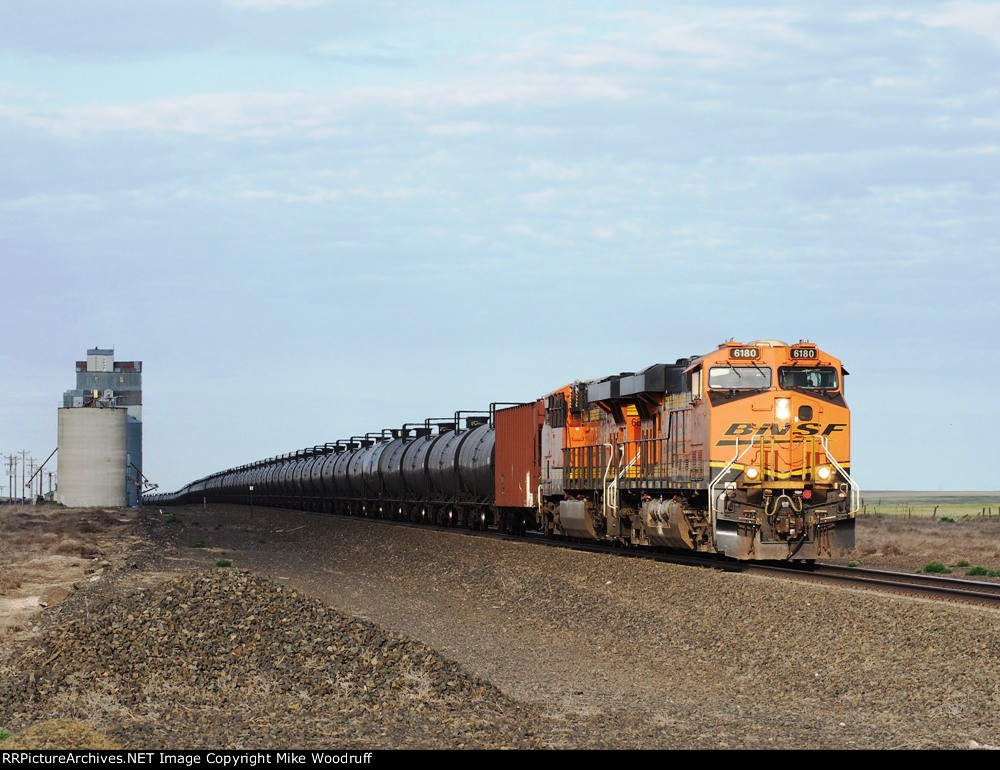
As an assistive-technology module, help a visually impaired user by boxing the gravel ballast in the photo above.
[1,569,540,749]
[1,504,999,750]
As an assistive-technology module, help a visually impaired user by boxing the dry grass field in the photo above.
[860,490,1000,521]
[0,506,148,642]
[843,492,1000,575]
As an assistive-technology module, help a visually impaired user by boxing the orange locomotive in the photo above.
[495,339,858,561]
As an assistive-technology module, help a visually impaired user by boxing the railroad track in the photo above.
[478,526,1000,608]
[469,524,1000,607]
[760,563,1000,608]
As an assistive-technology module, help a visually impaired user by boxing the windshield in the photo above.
[778,366,839,390]
[708,366,772,390]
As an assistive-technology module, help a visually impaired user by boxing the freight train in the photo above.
[146,339,859,561]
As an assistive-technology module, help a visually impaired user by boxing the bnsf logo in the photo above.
[725,422,847,436]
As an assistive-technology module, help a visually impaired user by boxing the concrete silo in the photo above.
[56,406,128,507]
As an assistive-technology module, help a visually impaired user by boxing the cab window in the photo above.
[778,367,838,390]
[690,367,702,397]
[708,366,772,390]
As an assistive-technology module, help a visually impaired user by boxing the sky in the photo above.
[1,1,998,495]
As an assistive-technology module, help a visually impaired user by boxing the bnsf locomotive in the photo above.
[147,339,858,561]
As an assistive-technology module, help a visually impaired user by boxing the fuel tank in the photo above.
[307,453,328,497]
[277,460,295,497]
[426,428,466,498]
[346,444,372,498]
[401,433,436,498]
[361,440,392,498]
[377,436,410,499]
[315,452,338,497]
[290,456,310,497]
[263,462,280,497]
[456,423,495,501]
[332,446,358,498]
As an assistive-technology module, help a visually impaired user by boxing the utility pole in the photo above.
[7,454,17,505]
[27,458,36,504]
[20,450,28,505]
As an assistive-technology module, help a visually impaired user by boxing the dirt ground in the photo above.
[0,506,149,643]
[2,503,999,749]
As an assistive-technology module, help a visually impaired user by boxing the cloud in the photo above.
[0,1,228,58]
[871,76,926,89]
[623,8,814,65]
[229,0,328,7]
[426,121,491,136]
[520,188,559,205]
[2,71,631,138]
[913,1,1000,46]
[233,182,432,203]
[494,43,661,71]
[523,159,583,182]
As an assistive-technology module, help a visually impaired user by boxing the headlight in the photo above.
[744,466,761,482]
[775,398,790,421]
[815,464,834,482]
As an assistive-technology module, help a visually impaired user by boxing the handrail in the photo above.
[602,443,616,514]
[618,450,641,481]
[708,437,756,523]
[819,436,861,515]
[603,444,641,518]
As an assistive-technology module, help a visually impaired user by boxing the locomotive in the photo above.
[146,339,858,562]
